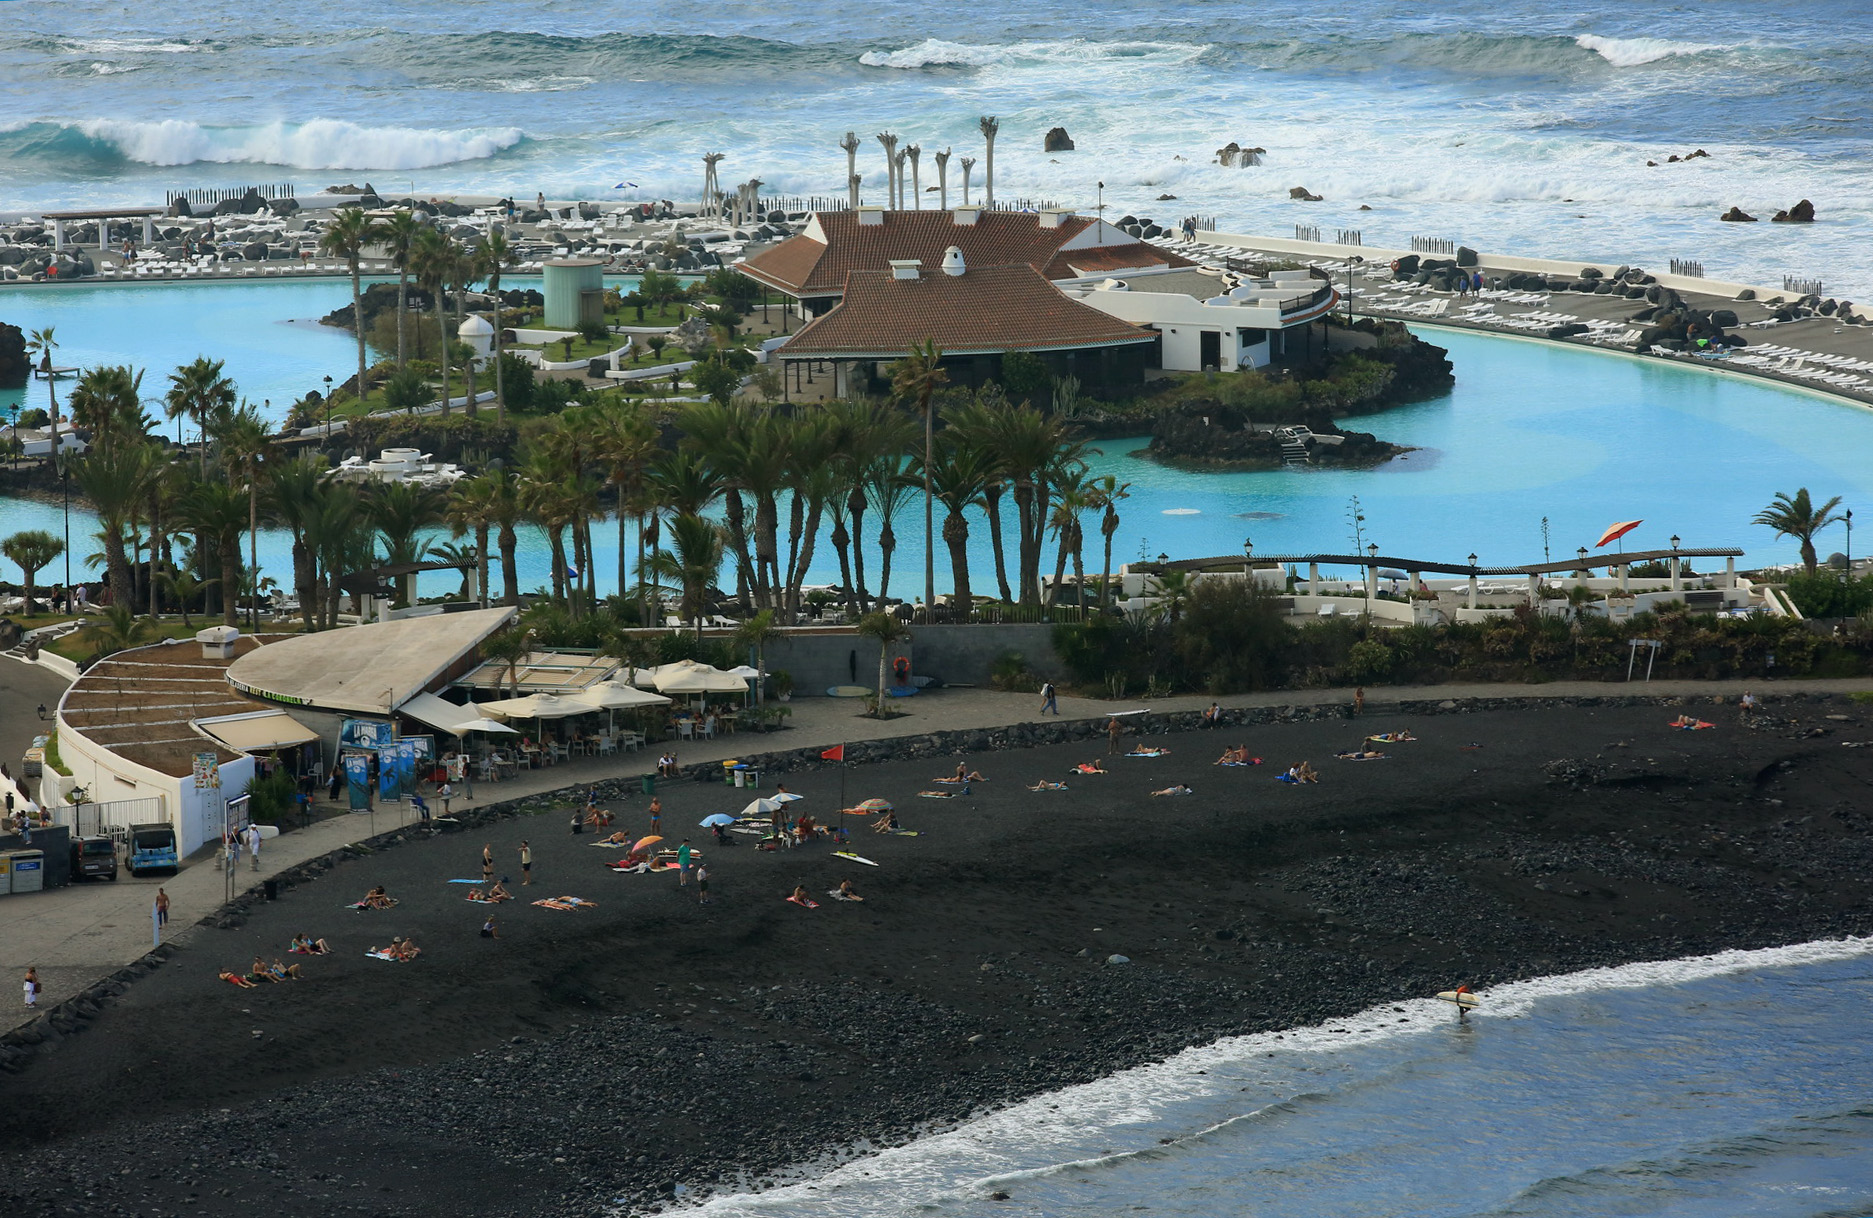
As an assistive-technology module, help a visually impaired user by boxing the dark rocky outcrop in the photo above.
[1043,126,1075,153]
[1289,185,1323,201]
[1771,199,1816,223]
[1216,142,1265,167]
[1719,206,1757,222]
[320,281,436,333]
[0,322,26,388]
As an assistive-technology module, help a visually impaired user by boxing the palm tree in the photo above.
[72,443,157,610]
[947,397,1016,602]
[268,452,328,632]
[319,207,383,408]
[478,625,533,697]
[2,529,64,618]
[444,475,495,608]
[1045,471,1095,610]
[307,480,372,629]
[369,481,446,606]
[921,436,996,615]
[68,365,151,455]
[1754,488,1845,576]
[733,608,781,709]
[411,227,453,413]
[472,465,525,607]
[25,327,61,455]
[179,480,248,626]
[1090,475,1132,608]
[477,227,517,423]
[854,610,909,717]
[978,115,999,207]
[74,603,161,662]
[590,398,657,606]
[379,210,421,369]
[215,405,272,628]
[158,567,214,629]
[890,338,949,613]
[1148,568,1193,624]
[165,357,236,476]
[646,513,725,640]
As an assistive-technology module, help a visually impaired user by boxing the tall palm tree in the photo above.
[179,479,248,626]
[463,465,525,607]
[444,474,495,609]
[590,398,657,605]
[369,480,446,606]
[411,227,453,413]
[920,435,996,614]
[1045,470,1095,610]
[947,397,1015,602]
[269,453,329,632]
[307,480,372,629]
[73,442,157,610]
[854,610,909,718]
[158,567,213,629]
[646,514,725,640]
[215,405,272,628]
[477,227,517,423]
[165,357,235,476]
[1091,475,1133,608]
[2,529,64,618]
[1754,488,1845,576]
[890,338,949,613]
[319,208,383,408]
[74,603,161,663]
[867,454,915,604]
[733,608,781,709]
[25,327,61,455]
[379,210,421,369]
[478,625,534,697]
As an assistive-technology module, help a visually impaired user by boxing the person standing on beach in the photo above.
[519,840,532,885]
[649,795,662,838]
[695,862,711,905]
[1353,687,1365,717]
[155,888,169,928]
[24,967,40,1008]
[1107,716,1124,754]
[1039,681,1058,715]
[247,822,262,871]
[481,843,494,886]
[677,839,693,886]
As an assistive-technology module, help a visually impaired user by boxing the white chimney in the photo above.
[889,258,922,281]
[1037,208,1069,228]
[856,204,885,226]
[951,207,980,226]
[941,246,966,276]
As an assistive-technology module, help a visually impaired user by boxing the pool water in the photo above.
[2,281,1870,595]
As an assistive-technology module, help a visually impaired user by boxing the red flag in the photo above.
[820,745,845,762]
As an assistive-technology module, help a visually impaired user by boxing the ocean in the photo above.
[685,938,1873,1217]
[4,1,1872,297]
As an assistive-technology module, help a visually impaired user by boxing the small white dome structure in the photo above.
[458,314,495,357]
[941,245,966,277]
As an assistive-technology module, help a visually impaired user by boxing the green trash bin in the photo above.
[641,773,656,796]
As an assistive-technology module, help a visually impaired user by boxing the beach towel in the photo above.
[365,950,403,962]
[1276,774,1301,784]
[1127,750,1169,758]
[1671,719,1717,731]
[786,895,821,908]
[1216,759,1264,767]
[887,829,922,837]
[828,890,864,902]
[587,839,633,848]
[1073,765,1107,775]
[833,851,879,867]
[918,790,960,799]
[931,776,969,784]
[446,878,482,883]
[532,899,577,911]
[1367,733,1415,744]
[609,864,652,874]
[1029,782,1069,791]
[345,901,371,910]
[1336,752,1388,761]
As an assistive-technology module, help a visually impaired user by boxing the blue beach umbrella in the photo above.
[700,813,736,827]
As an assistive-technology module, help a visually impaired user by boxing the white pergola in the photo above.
[42,207,169,251]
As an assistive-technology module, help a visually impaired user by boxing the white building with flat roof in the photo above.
[1061,266,1340,372]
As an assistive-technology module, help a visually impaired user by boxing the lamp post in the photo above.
[1669,534,1681,591]
[1366,541,1378,604]
[1847,509,1854,570]
[7,403,17,469]
[1243,536,1254,578]
[323,374,333,432]
[1467,552,1479,610]
[1345,255,1364,327]
[55,449,71,605]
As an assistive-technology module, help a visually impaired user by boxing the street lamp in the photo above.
[1846,509,1854,569]
[1670,534,1680,551]
[1346,255,1364,327]
[1157,552,1169,567]
[55,449,71,603]
[1468,552,1478,568]
[1367,542,1378,561]
[1242,536,1254,577]
[323,375,334,432]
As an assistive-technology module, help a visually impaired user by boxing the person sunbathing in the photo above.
[599,830,631,845]
[1297,761,1320,783]
[790,885,812,904]
[362,886,398,910]
[1336,748,1387,760]
[1214,745,1247,765]
[488,879,514,902]
[250,956,285,983]
[871,811,900,833]
[290,934,331,955]
[390,937,421,960]
[467,887,490,902]
[1151,784,1194,797]
[946,763,987,783]
[220,970,258,988]
[269,958,302,981]
[1028,779,1069,791]
[1129,746,1170,757]
[1074,761,1108,774]
[836,879,863,902]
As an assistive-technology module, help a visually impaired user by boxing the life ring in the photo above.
[892,656,910,682]
[1388,259,1401,273]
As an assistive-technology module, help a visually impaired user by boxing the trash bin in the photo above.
[640,773,656,796]
[0,853,13,895]
[264,878,279,901]
[8,850,44,893]
[732,766,746,788]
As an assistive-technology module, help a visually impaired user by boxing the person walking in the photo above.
[1039,681,1058,716]
[1352,687,1365,717]
[481,843,494,886]
[1107,716,1123,755]
[648,795,662,838]
[23,967,39,1009]
[247,822,262,871]
[438,781,454,817]
[677,839,693,887]
[519,840,532,885]
[155,888,169,928]
[695,862,711,905]
[225,832,240,873]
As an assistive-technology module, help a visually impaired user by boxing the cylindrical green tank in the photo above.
[543,257,605,330]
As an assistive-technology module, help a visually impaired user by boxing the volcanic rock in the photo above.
[1043,127,1075,153]
[1771,199,1816,223]
[1719,206,1757,222]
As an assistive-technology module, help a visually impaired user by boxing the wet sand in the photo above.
[3,697,1871,1216]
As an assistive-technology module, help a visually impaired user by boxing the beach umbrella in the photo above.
[654,659,749,695]
[771,792,804,804]
[700,813,736,827]
[854,797,893,812]
[1596,519,1644,549]
[477,693,585,719]
[725,665,761,679]
[740,796,784,818]
[632,834,663,853]
[455,718,518,734]
[575,681,671,710]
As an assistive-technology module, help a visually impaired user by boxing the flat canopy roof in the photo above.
[195,710,320,753]
[40,208,169,219]
[459,650,617,693]
[226,607,516,716]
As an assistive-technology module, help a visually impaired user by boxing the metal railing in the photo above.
[1294,224,1321,243]
[1335,229,1363,246]
[44,796,164,842]
[1411,236,1456,255]
[1784,275,1824,297]
[167,185,296,207]
[1670,258,1705,278]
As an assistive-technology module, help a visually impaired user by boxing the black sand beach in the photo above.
[4,697,1872,1217]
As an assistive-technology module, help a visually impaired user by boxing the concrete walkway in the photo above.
[5,674,1866,1035]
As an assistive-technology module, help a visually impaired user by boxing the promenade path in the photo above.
[4,666,1867,1036]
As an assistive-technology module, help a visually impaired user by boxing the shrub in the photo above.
[243,768,298,825]
[990,650,1039,692]
[1171,580,1291,692]
[1785,572,1873,619]
[1346,638,1394,682]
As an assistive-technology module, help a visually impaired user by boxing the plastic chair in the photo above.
[701,715,716,740]
[676,719,694,741]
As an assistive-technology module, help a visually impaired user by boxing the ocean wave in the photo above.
[0,118,526,170]
[859,37,1208,71]
[87,62,141,76]
[56,36,215,55]
[1574,34,1728,68]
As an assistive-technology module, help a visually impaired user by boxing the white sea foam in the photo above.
[72,118,526,170]
[1574,34,1726,67]
[859,37,1206,70]
[58,37,209,55]
[87,63,140,76]
[684,936,1873,1215]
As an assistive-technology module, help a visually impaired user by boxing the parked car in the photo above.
[126,823,178,876]
[69,835,118,882]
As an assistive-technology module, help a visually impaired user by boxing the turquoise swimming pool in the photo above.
[2,282,1869,597]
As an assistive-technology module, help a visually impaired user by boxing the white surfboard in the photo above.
[1435,990,1480,1009]
[833,851,879,867]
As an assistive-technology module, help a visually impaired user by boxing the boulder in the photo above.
[0,247,24,266]
[1391,254,1420,278]
[1288,186,1323,201]
[1820,298,1838,316]
[169,198,193,218]
[0,321,27,388]
[1043,126,1075,153]
[1719,206,1757,222]
[1455,246,1478,267]
[242,241,269,261]
[237,188,268,214]
[268,198,299,217]
[1579,266,1603,279]
[1734,288,1755,301]
[212,197,245,217]
[1710,309,1739,328]
[1157,193,1178,201]
[1771,199,1816,222]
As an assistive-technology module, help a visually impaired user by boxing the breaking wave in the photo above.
[859,38,1209,70]
[1574,34,1728,67]
[0,119,527,170]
